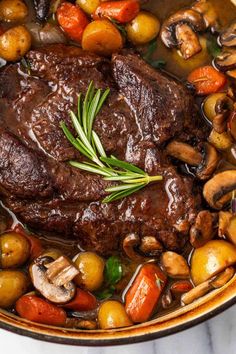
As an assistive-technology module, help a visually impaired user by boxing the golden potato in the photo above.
[203,93,228,122]
[0,270,28,308]
[126,11,160,45]
[98,300,132,329]
[76,0,100,15]
[0,232,30,268]
[74,251,105,291]
[0,0,28,22]
[41,248,63,260]
[82,19,123,56]
[0,25,31,61]
[191,240,236,285]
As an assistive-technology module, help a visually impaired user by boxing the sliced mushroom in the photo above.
[65,318,97,330]
[190,210,217,248]
[161,251,190,278]
[203,170,236,209]
[123,233,145,262]
[175,23,202,59]
[166,140,202,166]
[139,236,163,257]
[160,9,206,59]
[166,141,219,180]
[30,256,77,304]
[45,255,79,287]
[161,290,173,309]
[196,143,220,180]
[192,0,218,29]
[182,267,235,305]
[218,211,232,237]
[123,234,163,261]
[220,21,236,47]
[215,48,236,72]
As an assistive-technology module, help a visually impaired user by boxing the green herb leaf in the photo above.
[21,57,31,75]
[61,82,162,203]
[105,256,123,285]
[143,39,158,61]
[109,18,127,37]
[95,286,115,300]
[150,60,166,69]
[207,35,221,58]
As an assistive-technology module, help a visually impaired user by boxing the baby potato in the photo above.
[203,93,232,122]
[208,129,233,150]
[98,300,133,329]
[74,251,105,291]
[0,25,31,61]
[82,19,123,56]
[0,270,28,308]
[0,232,30,268]
[191,240,236,285]
[76,0,100,15]
[126,11,160,45]
[0,0,28,22]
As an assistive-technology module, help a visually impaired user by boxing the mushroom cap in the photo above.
[203,170,236,209]
[220,21,236,47]
[161,9,206,48]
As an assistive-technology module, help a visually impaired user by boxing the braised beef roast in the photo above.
[0,44,204,255]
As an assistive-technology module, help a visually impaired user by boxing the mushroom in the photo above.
[190,210,217,248]
[161,251,190,278]
[203,170,236,209]
[161,290,173,309]
[182,267,235,305]
[65,318,97,330]
[191,0,218,29]
[166,140,219,180]
[215,48,236,73]
[30,256,78,304]
[122,234,163,262]
[211,95,234,134]
[33,0,50,22]
[219,21,236,47]
[160,9,206,59]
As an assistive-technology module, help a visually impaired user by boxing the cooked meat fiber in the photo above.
[0,44,203,255]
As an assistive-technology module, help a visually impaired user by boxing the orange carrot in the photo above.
[125,263,167,323]
[187,66,227,95]
[13,224,43,260]
[57,2,89,42]
[63,288,97,311]
[170,280,193,297]
[16,295,67,326]
[93,0,140,24]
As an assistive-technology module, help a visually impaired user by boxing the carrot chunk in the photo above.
[57,2,89,42]
[16,295,67,326]
[63,288,97,311]
[125,263,167,323]
[94,0,140,24]
[187,65,227,95]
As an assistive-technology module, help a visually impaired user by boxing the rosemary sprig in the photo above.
[60,82,163,203]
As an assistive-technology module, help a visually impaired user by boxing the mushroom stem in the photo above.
[176,23,202,59]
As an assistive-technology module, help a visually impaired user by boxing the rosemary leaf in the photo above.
[70,111,95,156]
[60,122,91,159]
[102,184,145,203]
[69,161,111,177]
[77,93,82,123]
[87,89,101,141]
[105,183,146,193]
[92,131,107,158]
[101,157,146,175]
[95,88,110,116]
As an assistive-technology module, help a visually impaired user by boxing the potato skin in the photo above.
[0,25,31,61]
[98,300,133,329]
[74,251,105,291]
[82,19,123,56]
[76,0,101,15]
[0,232,30,268]
[126,11,160,45]
[0,0,28,22]
[0,271,28,308]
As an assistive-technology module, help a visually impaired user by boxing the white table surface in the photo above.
[1,304,236,354]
